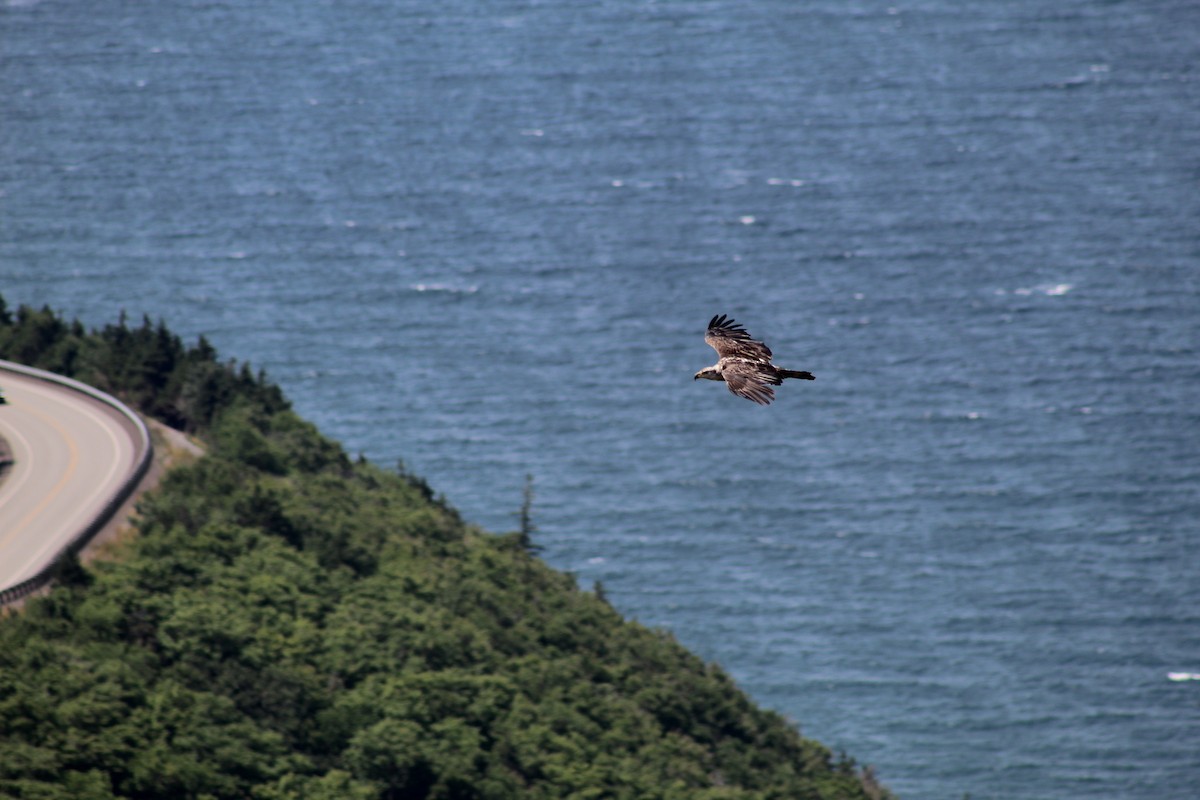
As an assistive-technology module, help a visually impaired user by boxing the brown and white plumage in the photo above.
[694,314,815,405]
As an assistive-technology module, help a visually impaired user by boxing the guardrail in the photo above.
[0,360,154,606]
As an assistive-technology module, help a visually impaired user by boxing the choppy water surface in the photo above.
[3,1,1199,797]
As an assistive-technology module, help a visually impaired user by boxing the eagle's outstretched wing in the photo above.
[704,314,773,362]
[721,360,777,405]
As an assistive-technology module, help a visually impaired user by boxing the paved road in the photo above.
[0,363,145,594]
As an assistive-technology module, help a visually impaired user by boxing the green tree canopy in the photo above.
[0,298,891,800]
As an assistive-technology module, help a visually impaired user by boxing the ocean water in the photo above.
[3,0,1199,797]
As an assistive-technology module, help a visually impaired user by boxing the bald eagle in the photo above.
[694,314,814,405]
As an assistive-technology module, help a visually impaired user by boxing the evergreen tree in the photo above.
[0,298,893,800]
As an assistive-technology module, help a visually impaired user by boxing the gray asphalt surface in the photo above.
[0,365,138,592]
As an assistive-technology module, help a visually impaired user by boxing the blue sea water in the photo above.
[3,0,1199,796]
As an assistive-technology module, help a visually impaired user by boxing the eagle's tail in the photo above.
[778,368,815,381]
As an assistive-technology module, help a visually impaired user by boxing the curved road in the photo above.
[0,362,146,595]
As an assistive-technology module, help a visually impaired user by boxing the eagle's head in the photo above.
[694,366,723,382]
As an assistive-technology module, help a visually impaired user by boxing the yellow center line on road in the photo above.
[21,391,126,572]
[0,397,81,551]
[0,413,38,512]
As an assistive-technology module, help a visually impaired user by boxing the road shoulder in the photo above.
[80,418,206,566]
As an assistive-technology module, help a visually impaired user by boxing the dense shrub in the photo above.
[0,298,889,799]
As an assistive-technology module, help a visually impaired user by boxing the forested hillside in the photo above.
[0,298,890,800]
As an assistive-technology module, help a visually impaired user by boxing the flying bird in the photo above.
[694,314,815,405]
